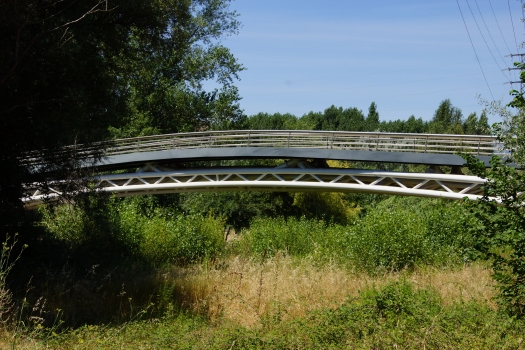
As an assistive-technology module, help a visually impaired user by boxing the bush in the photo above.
[40,195,225,268]
[350,205,429,272]
[138,213,224,266]
[292,192,360,225]
[245,217,331,257]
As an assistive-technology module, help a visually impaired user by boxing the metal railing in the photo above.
[24,130,500,167]
[105,130,499,157]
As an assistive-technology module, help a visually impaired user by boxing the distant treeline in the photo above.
[243,99,491,135]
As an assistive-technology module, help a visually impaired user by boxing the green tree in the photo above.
[463,112,479,135]
[180,191,296,230]
[247,112,300,130]
[0,0,243,231]
[429,99,464,134]
[464,92,525,317]
[365,102,380,131]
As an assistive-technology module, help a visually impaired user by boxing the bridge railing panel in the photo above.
[27,131,501,167]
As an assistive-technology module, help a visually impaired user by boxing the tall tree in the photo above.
[0,0,244,231]
[429,99,464,134]
[365,102,380,131]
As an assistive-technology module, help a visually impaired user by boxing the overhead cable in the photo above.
[456,0,495,100]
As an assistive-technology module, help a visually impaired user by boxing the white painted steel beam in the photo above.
[23,168,487,208]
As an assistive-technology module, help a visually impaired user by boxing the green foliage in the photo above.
[462,67,525,317]
[464,154,525,317]
[244,100,488,137]
[180,191,296,230]
[292,192,359,225]
[40,195,225,268]
[46,281,525,349]
[137,213,224,266]
[246,112,310,130]
[242,198,473,271]
[302,105,366,131]
[429,99,464,134]
[350,203,428,272]
[245,217,333,257]
[365,102,380,131]
[0,0,244,232]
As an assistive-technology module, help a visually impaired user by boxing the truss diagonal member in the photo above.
[390,177,407,188]
[330,175,344,183]
[154,177,166,185]
[255,174,266,181]
[237,174,249,181]
[123,178,134,186]
[202,175,215,182]
[100,179,119,187]
[459,183,479,194]
[436,180,453,193]
[186,175,197,183]
[311,174,324,182]
[369,177,385,186]
[272,174,285,182]
[350,176,364,185]
[168,176,181,183]
[413,179,430,190]
[138,178,150,185]
[293,174,305,182]
[220,174,233,181]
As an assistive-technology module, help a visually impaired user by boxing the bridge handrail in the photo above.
[106,130,499,157]
[24,130,502,166]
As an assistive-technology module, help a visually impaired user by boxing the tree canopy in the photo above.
[0,0,244,231]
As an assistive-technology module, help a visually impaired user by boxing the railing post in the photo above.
[376,135,379,150]
[424,136,428,153]
[247,132,251,147]
[478,138,480,155]
[287,132,291,148]
[331,133,334,149]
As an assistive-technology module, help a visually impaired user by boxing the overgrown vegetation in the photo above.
[2,0,525,347]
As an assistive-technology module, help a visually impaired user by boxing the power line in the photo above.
[488,0,516,81]
[465,0,507,80]
[473,0,510,74]
[456,0,495,100]
[508,0,520,52]
[522,0,525,33]
[488,0,513,55]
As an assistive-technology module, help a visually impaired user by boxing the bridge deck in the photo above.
[93,130,498,170]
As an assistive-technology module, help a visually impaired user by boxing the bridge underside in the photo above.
[96,147,493,171]
[24,166,487,209]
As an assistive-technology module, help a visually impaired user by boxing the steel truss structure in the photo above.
[23,167,487,208]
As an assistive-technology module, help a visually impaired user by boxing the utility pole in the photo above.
[504,53,525,93]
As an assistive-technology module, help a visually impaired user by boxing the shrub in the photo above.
[292,192,360,225]
[40,195,225,268]
[350,205,429,272]
[246,217,329,257]
[139,213,224,266]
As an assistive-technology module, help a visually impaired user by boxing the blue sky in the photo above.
[221,0,525,124]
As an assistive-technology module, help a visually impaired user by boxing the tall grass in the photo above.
[240,198,474,272]
[11,261,522,349]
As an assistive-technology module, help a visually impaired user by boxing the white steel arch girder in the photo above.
[23,168,487,208]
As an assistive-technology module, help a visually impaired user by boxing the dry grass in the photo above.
[160,255,496,327]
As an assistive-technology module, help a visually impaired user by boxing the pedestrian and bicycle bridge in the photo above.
[23,130,503,208]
